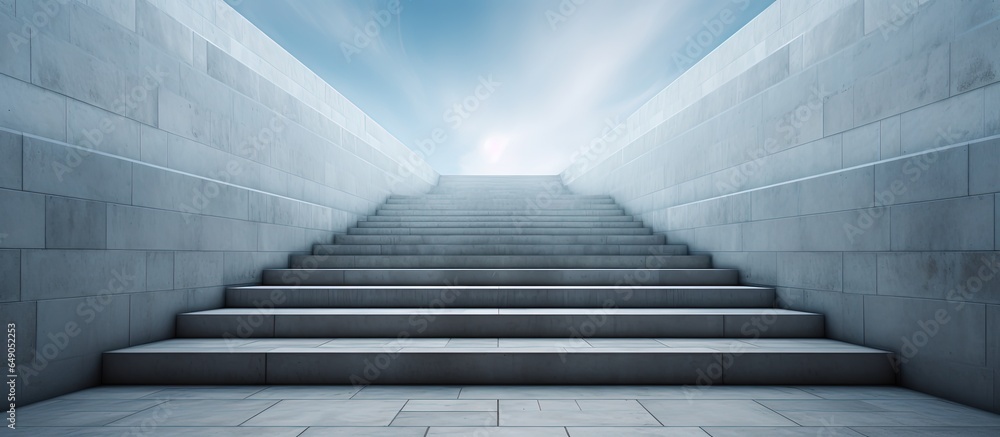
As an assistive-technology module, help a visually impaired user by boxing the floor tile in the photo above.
[575,399,648,411]
[851,427,1000,436]
[447,338,499,347]
[246,386,361,399]
[463,386,683,399]
[20,399,165,413]
[354,386,462,399]
[427,427,569,436]
[585,339,666,348]
[500,400,541,411]
[677,386,820,400]
[758,400,888,412]
[321,339,397,347]
[241,400,405,426]
[299,427,427,436]
[140,386,267,400]
[18,410,139,427]
[14,384,1000,434]
[569,428,709,436]
[538,400,580,411]
[243,339,331,348]
[390,411,498,426]
[863,399,1000,424]
[55,386,168,400]
[498,338,589,348]
[500,409,660,426]
[657,339,752,349]
[3,427,307,436]
[389,338,450,347]
[781,411,959,427]
[798,386,936,400]
[107,399,277,427]
[403,399,498,411]
[639,400,798,426]
[701,427,865,436]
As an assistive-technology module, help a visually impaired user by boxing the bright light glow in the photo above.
[481,135,509,163]
[229,0,775,175]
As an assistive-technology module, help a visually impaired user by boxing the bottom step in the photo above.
[104,338,895,385]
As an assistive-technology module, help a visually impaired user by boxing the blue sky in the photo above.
[229,0,775,175]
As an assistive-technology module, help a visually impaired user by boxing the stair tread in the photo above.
[108,338,889,354]
[182,308,815,316]
[229,285,772,290]
[107,175,886,387]
[264,268,732,271]
[298,254,698,257]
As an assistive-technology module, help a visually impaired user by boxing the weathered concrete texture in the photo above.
[0,0,436,406]
[564,0,1000,412]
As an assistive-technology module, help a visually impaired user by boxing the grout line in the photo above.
[849,426,875,437]
[386,398,406,427]
[246,386,269,398]
[97,398,167,427]
[752,398,803,426]
[236,399,278,426]
[636,399,665,426]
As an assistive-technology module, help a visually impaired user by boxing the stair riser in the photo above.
[385,200,616,206]
[288,255,710,269]
[391,195,611,201]
[334,235,666,245]
[347,228,653,235]
[103,174,891,389]
[176,314,823,338]
[356,221,645,228]
[313,244,687,256]
[225,287,775,309]
[379,204,622,210]
[428,185,573,193]
[103,351,896,385]
[377,210,624,216]
[261,269,740,286]
[365,215,635,222]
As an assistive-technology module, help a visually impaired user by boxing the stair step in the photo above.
[313,244,688,256]
[103,338,896,385]
[356,221,645,228]
[430,190,574,195]
[391,194,611,200]
[365,215,635,222]
[105,175,880,389]
[176,308,823,338]
[385,199,616,205]
[225,285,776,308]
[333,235,666,245]
[288,254,710,269]
[379,204,623,210]
[347,227,652,235]
[377,209,624,216]
[261,268,740,286]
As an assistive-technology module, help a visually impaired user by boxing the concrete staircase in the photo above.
[103,176,895,385]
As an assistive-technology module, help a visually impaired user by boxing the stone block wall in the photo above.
[563,0,1000,412]
[0,0,437,404]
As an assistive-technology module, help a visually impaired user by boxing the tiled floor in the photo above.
[6,385,1000,436]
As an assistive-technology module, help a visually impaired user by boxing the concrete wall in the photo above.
[0,0,437,404]
[563,0,1000,412]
